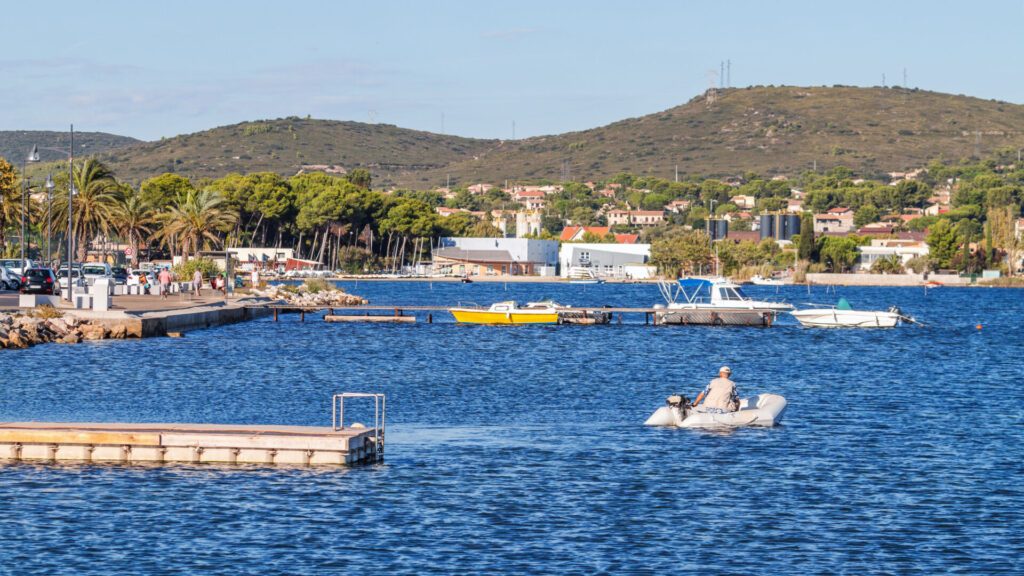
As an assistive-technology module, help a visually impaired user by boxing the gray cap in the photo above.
[719,366,732,375]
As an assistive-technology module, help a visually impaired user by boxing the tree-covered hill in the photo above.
[14,86,1024,187]
[0,130,140,165]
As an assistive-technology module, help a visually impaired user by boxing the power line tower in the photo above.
[726,59,731,88]
[720,61,725,88]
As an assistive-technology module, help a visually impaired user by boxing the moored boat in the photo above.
[750,274,786,286]
[450,301,559,324]
[655,277,793,326]
[790,298,910,328]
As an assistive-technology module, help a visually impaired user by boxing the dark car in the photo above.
[111,266,129,285]
[20,268,60,295]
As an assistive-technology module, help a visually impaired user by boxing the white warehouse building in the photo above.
[559,243,654,279]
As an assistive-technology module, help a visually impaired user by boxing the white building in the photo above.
[559,243,653,279]
[433,237,559,276]
[857,239,929,270]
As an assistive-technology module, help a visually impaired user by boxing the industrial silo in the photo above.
[759,214,774,240]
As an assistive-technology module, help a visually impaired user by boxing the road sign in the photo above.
[124,247,135,257]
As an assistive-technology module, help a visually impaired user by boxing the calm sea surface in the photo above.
[1,281,1022,574]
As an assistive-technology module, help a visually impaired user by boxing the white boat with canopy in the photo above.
[654,277,793,326]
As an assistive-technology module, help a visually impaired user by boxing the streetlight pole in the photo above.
[45,174,54,266]
[67,125,75,302]
[22,145,40,271]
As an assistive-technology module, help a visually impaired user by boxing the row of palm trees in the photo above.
[7,159,236,266]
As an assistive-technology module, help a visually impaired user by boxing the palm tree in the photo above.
[0,157,27,256]
[157,188,237,260]
[51,159,119,262]
[112,185,154,267]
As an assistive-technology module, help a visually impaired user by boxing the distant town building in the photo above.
[664,199,691,213]
[432,238,559,277]
[515,211,543,238]
[729,195,756,210]
[467,183,494,194]
[606,209,665,227]
[559,243,653,279]
[813,207,855,234]
[858,239,929,270]
[559,226,639,244]
[512,190,546,210]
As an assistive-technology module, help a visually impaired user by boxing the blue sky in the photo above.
[2,0,1021,141]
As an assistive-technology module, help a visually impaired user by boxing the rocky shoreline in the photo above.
[252,284,368,307]
[0,312,131,349]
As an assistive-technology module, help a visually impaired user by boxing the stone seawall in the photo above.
[805,273,969,286]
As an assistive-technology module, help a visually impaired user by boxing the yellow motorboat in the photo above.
[450,301,559,324]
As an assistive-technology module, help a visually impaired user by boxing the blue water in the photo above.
[1,281,1022,574]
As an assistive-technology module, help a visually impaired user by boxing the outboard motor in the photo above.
[888,305,913,324]
[645,394,691,426]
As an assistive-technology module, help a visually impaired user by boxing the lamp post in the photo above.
[68,125,75,302]
[45,173,54,266]
[28,127,75,300]
[22,145,41,271]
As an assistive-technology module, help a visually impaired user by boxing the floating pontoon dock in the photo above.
[251,304,774,326]
[0,393,385,467]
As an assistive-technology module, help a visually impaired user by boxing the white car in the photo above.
[0,258,34,276]
[57,267,85,292]
[0,267,20,291]
[81,262,116,294]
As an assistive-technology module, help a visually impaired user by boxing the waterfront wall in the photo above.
[806,273,969,286]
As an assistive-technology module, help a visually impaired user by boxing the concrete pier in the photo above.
[0,422,382,466]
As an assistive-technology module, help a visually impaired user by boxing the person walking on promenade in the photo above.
[158,267,172,300]
[193,268,203,297]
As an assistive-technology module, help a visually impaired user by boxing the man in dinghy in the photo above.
[692,366,739,414]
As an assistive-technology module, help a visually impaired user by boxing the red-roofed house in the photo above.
[512,190,546,210]
[560,226,639,244]
[664,199,691,213]
[814,207,855,233]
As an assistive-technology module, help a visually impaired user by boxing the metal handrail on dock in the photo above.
[332,393,385,462]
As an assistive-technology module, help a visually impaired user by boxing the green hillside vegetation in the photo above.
[81,86,1024,188]
[96,117,498,187]
[0,130,140,166]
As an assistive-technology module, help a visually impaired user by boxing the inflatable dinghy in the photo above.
[644,393,787,428]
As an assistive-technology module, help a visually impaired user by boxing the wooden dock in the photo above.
[0,422,381,466]
[251,304,778,326]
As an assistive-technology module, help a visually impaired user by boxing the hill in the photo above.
[97,118,499,187]
[90,86,1024,187]
[0,130,140,166]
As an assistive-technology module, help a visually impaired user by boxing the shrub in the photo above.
[31,305,64,319]
[904,256,934,274]
[173,258,220,281]
[871,255,905,274]
[302,278,330,294]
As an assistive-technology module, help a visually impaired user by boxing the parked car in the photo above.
[20,268,60,295]
[57,267,83,288]
[0,258,35,276]
[1,267,21,291]
[126,270,157,292]
[111,266,129,285]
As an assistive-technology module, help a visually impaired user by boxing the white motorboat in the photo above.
[655,277,793,326]
[790,298,912,328]
[749,274,786,286]
[644,393,787,428]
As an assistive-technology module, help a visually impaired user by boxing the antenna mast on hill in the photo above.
[727,60,731,88]
[882,73,886,88]
[903,68,907,87]
[720,61,725,88]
